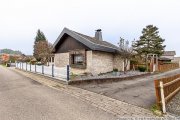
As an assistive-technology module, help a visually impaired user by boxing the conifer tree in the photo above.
[132,25,166,56]
[33,29,47,60]
[34,29,46,42]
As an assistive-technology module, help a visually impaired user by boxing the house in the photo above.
[52,27,129,75]
[160,51,176,60]
[0,54,2,64]
[172,57,180,67]
[1,54,10,62]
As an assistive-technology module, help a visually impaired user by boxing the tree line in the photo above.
[0,49,22,55]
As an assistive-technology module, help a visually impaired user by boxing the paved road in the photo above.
[77,68,180,109]
[0,66,117,120]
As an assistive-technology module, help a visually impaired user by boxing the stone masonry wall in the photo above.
[71,51,93,74]
[54,51,93,75]
[54,51,129,75]
[113,54,124,71]
[91,51,114,75]
[54,53,69,67]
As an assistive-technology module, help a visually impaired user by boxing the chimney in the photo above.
[95,29,103,40]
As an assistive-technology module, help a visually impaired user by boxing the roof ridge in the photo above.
[53,27,121,53]
[68,28,120,50]
[68,29,119,50]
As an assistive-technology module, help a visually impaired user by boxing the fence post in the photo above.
[30,63,31,71]
[35,64,36,73]
[42,65,44,74]
[67,65,70,81]
[26,63,27,71]
[52,64,54,77]
[160,81,166,113]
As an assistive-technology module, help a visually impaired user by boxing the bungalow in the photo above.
[52,28,129,75]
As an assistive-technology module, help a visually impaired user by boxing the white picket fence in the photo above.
[16,62,70,81]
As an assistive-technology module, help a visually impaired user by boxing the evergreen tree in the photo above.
[34,29,46,42]
[132,25,166,56]
[33,29,47,60]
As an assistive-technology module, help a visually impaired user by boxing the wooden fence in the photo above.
[158,63,179,72]
[154,74,180,113]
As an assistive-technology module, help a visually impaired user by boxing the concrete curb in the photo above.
[68,73,152,85]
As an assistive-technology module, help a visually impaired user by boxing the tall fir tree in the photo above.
[34,29,46,42]
[33,29,47,60]
[132,25,166,56]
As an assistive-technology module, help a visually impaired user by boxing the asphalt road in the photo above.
[76,68,180,109]
[0,66,117,120]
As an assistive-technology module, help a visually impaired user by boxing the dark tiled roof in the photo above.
[159,57,171,61]
[72,31,120,50]
[162,51,176,56]
[53,27,121,53]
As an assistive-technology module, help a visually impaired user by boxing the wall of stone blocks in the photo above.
[54,53,69,67]
[54,51,130,75]
[91,51,114,75]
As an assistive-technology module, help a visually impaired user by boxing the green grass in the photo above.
[150,104,163,116]
[0,64,6,67]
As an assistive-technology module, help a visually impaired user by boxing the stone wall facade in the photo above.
[54,51,93,75]
[54,50,129,75]
[54,53,69,67]
[71,51,93,74]
[113,54,124,71]
[91,51,114,75]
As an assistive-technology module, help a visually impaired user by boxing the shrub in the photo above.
[138,66,146,72]
[130,60,138,65]
[113,68,118,72]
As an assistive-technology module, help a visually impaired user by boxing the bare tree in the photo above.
[118,37,134,74]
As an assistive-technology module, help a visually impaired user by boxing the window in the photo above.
[52,57,54,63]
[72,54,83,65]
[49,57,54,63]
[69,50,86,69]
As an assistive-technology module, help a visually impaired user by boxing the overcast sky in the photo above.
[0,0,179,56]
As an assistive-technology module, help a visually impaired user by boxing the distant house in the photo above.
[1,54,10,62]
[52,27,129,75]
[0,54,2,63]
[159,51,176,63]
[172,57,180,66]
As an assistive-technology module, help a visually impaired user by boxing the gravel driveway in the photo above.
[75,68,180,109]
[167,92,180,116]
